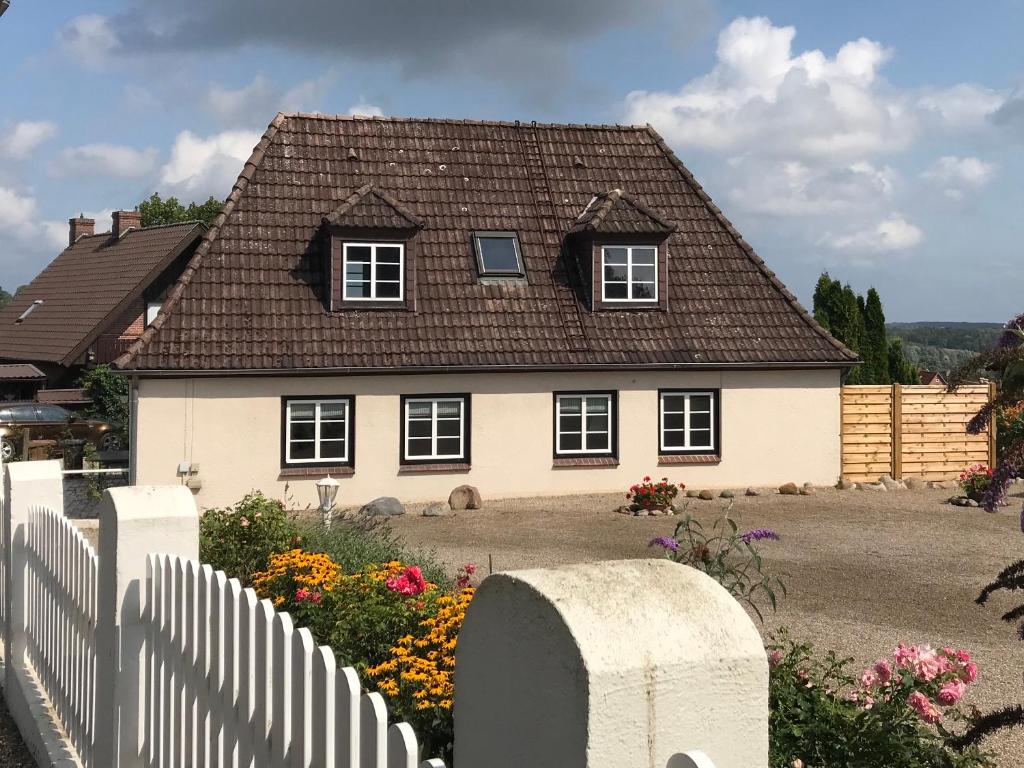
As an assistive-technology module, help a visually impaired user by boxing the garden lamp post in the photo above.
[316,475,340,528]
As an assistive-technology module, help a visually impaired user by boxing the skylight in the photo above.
[473,232,525,277]
[15,300,42,323]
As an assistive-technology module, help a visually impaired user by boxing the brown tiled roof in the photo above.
[119,114,857,372]
[323,184,424,229]
[0,222,205,365]
[36,388,91,404]
[569,189,676,236]
[0,363,45,380]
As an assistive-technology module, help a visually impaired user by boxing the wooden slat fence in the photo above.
[841,384,996,483]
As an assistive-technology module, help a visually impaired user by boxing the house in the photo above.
[0,212,206,400]
[117,114,858,508]
[919,370,947,386]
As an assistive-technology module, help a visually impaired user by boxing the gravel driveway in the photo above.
[390,485,1024,766]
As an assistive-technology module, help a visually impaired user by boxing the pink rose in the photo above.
[907,691,942,724]
[960,661,978,684]
[873,659,892,684]
[859,669,877,688]
[768,650,783,669]
[937,679,966,706]
[955,649,972,664]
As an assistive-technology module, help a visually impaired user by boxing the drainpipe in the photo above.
[128,375,139,485]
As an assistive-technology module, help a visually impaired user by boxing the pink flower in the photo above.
[239,516,249,528]
[385,566,428,596]
[907,691,942,724]
[937,679,966,706]
[873,659,892,684]
[960,661,978,683]
[295,588,311,602]
[955,649,972,664]
[768,650,783,669]
[859,669,877,688]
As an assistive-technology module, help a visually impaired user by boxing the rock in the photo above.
[949,496,967,507]
[745,487,760,496]
[685,490,700,498]
[616,505,634,515]
[803,481,814,487]
[422,502,451,517]
[967,498,980,507]
[720,489,735,499]
[698,489,714,500]
[929,480,954,490]
[880,476,906,492]
[837,479,855,490]
[448,484,482,510]
[860,482,887,492]
[649,508,664,516]
[904,477,925,491]
[635,509,650,517]
[360,496,406,517]
[778,482,800,495]
[799,486,815,495]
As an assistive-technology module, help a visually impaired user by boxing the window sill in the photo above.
[398,462,471,474]
[278,465,354,479]
[658,454,720,466]
[552,456,619,468]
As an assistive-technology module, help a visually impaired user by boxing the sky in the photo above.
[1,0,1022,322]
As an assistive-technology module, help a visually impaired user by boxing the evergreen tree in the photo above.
[864,288,889,384]
[812,273,839,332]
[887,338,919,385]
[137,193,222,228]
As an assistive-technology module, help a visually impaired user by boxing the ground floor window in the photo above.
[282,396,354,466]
[401,394,470,463]
[554,392,616,456]
[659,390,718,454]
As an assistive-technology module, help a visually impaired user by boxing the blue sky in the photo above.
[2,0,1022,321]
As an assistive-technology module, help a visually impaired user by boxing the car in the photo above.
[0,403,121,461]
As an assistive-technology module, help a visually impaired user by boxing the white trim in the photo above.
[659,390,716,452]
[555,393,613,455]
[342,242,405,302]
[145,301,161,326]
[403,397,466,461]
[600,245,658,303]
[285,398,350,464]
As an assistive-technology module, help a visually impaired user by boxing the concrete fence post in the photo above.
[93,485,199,768]
[3,460,63,674]
[454,559,769,768]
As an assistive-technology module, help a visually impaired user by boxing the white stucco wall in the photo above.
[133,368,841,509]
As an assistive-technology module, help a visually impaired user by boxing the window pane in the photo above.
[346,281,371,298]
[346,262,371,281]
[377,263,401,282]
[604,264,628,282]
[558,396,582,415]
[407,437,432,457]
[632,247,657,265]
[586,414,608,433]
[559,433,582,451]
[320,401,347,420]
[321,421,346,440]
[408,420,433,439]
[478,236,522,273]
[690,395,712,412]
[290,422,315,441]
[632,282,656,299]
[690,429,713,447]
[662,395,685,413]
[407,401,432,419]
[585,397,609,415]
[320,440,346,459]
[290,403,315,420]
[376,246,402,264]
[376,281,401,299]
[559,414,581,434]
[603,247,628,265]
[632,265,656,284]
[435,400,463,418]
[585,431,610,451]
[290,442,315,460]
[604,282,628,299]
[436,437,462,457]
[346,245,371,262]
[437,419,461,437]
[662,430,686,448]
[663,412,685,431]
[690,412,711,430]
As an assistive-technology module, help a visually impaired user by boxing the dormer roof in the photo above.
[322,184,424,230]
[569,189,676,237]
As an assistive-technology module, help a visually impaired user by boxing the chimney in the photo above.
[112,210,142,239]
[69,215,95,246]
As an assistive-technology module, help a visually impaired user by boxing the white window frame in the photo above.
[473,231,525,277]
[659,390,717,453]
[601,245,658,302]
[145,301,162,326]
[284,397,352,465]
[342,242,404,302]
[555,393,614,456]
[403,396,467,462]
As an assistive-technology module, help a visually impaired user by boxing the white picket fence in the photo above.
[145,553,443,768]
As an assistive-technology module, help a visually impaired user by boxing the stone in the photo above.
[448,484,482,510]
[635,509,650,517]
[649,508,664,516]
[422,502,452,517]
[880,476,906,492]
[837,479,855,490]
[949,496,967,507]
[799,486,815,496]
[745,487,760,496]
[904,477,925,491]
[929,480,954,490]
[686,490,700,498]
[860,482,887,492]
[616,505,633,515]
[360,496,406,517]
[698,489,714,500]
[966,498,980,508]
[778,482,800,495]
[720,489,735,499]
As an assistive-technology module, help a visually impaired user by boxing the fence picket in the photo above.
[237,588,259,768]
[223,578,243,768]
[311,647,336,768]
[387,723,418,768]
[272,612,295,764]
[253,599,276,767]
[336,666,361,767]
[290,628,315,768]
[360,692,388,768]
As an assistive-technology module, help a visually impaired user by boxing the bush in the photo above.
[626,475,681,509]
[198,492,301,586]
[958,464,994,502]
[769,633,991,768]
[649,505,785,620]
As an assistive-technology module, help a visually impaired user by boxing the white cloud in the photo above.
[921,155,995,199]
[0,187,67,252]
[204,72,338,128]
[917,84,1005,132]
[624,16,914,160]
[158,130,261,198]
[50,144,159,179]
[825,215,923,254]
[346,102,384,117]
[0,121,58,160]
[56,14,119,69]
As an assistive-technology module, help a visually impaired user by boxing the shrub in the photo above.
[627,476,681,509]
[958,464,994,501]
[649,505,785,620]
[768,633,991,768]
[198,492,300,586]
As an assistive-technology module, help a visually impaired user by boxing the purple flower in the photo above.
[982,443,1024,514]
[997,313,1024,350]
[740,528,780,544]
[649,536,680,552]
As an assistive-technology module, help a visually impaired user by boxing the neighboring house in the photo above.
[919,370,947,386]
[118,114,857,508]
[0,212,206,400]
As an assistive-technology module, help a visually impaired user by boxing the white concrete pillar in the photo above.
[93,485,199,768]
[454,559,769,768]
[2,460,63,674]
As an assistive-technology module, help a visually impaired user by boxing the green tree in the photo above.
[887,338,918,385]
[77,364,129,428]
[0,286,12,310]
[137,193,222,228]
[863,288,889,384]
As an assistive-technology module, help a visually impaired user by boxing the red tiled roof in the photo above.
[0,222,205,365]
[119,113,857,372]
[569,189,676,236]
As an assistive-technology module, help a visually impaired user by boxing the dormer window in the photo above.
[601,246,657,302]
[473,231,524,278]
[343,242,404,301]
